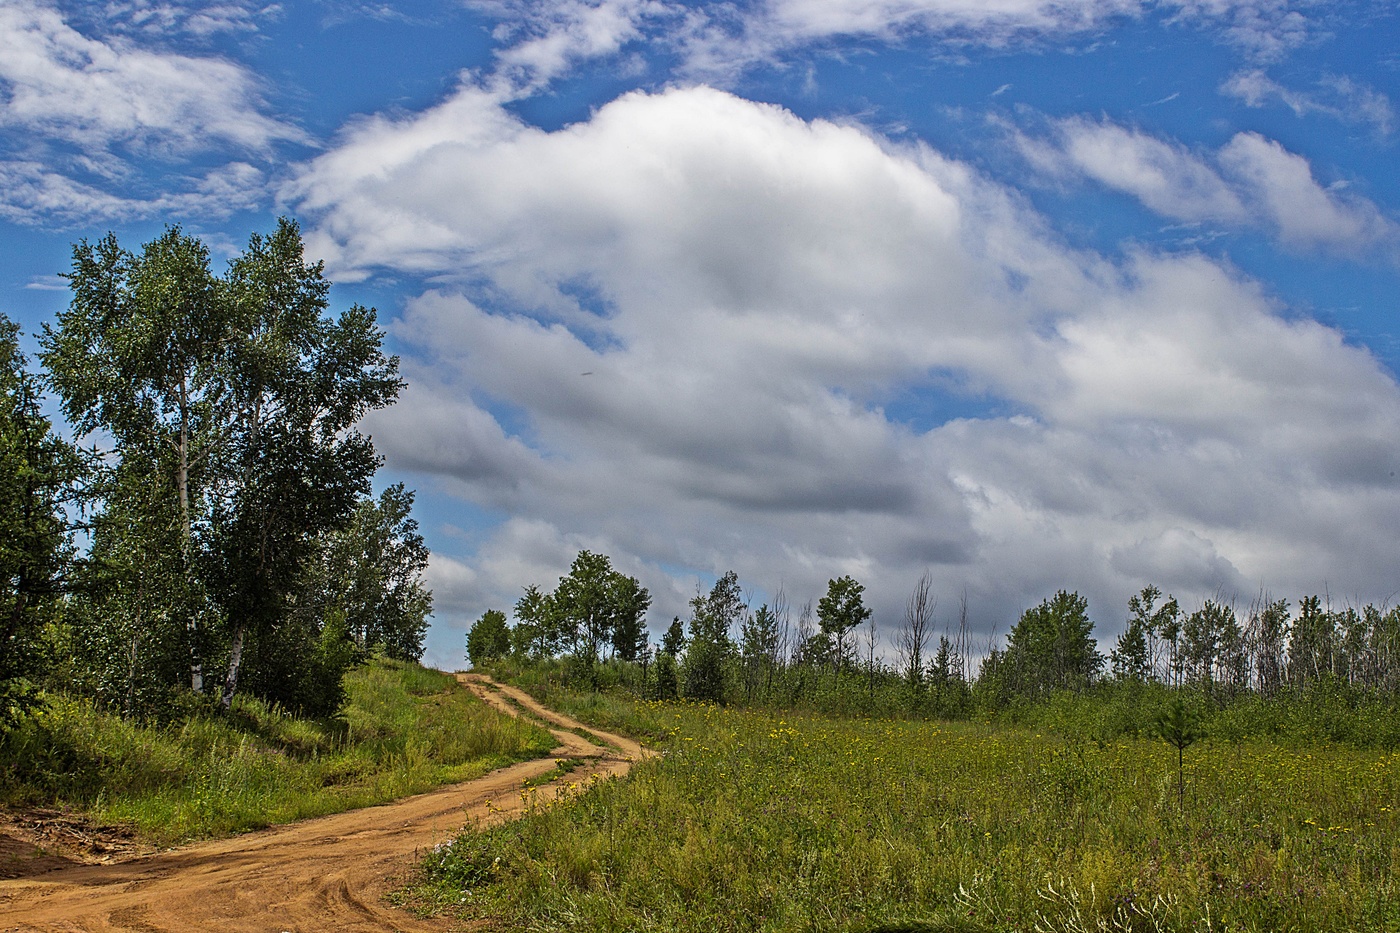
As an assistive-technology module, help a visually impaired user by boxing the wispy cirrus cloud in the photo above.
[1019,115,1397,256]
[667,0,1322,81]
[0,159,266,224]
[93,1,281,39]
[1223,69,1395,136]
[462,0,1325,91]
[0,1,304,154]
[476,0,674,93]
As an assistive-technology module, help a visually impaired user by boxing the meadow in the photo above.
[0,658,554,845]
[421,691,1400,933]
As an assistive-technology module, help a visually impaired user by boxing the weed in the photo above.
[420,691,1400,932]
[0,659,555,845]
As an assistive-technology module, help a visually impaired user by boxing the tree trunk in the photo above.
[179,377,204,694]
[220,624,246,711]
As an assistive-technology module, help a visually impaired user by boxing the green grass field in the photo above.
[0,659,555,845]
[421,694,1400,932]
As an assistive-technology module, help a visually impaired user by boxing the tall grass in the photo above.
[421,695,1400,932]
[489,656,1400,752]
[0,659,555,845]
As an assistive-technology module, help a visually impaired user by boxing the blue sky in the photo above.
[2,0,1397,667]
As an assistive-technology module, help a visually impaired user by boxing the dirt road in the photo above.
[0,675,648,932]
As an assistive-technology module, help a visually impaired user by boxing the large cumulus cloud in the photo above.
[287,83,1400,650]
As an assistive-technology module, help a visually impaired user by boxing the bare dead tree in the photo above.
[795,600,814,666]
[866,612,879,701]
[770,584,790,695]
[899,571,934,690]
[954,587,970,683]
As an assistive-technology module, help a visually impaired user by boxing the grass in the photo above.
[0,658,556,845]
[419,692,1400,933]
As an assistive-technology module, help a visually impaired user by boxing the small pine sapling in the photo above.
[1153,696,1204,811]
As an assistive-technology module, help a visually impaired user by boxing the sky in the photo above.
[2,0,1397,669]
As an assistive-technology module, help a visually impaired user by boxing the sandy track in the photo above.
[0,674,648,933]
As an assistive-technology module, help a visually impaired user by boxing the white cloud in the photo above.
[676,0,1141,78]
[1043,117,1249,224]
[1171,0,1313,62]
[95,1,279,39]
[0,0,305,154]
[291,84,1400,642]
[0,159,140,222]
[0,156,266,222]
[1025,116,1397,256]
[1217,132,1395,252]
[0,158,266,223]
[478,0,672,93]
[461,0,1322,90]
[666,0,1320,80]
[762,0,1136,42]
[1222,69,1395,136]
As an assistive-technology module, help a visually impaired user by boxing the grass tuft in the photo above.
[0,659,555,846]
[419,691,1400,932]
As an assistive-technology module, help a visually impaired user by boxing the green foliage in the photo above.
[660,617,686,656]
[1112,586,1170,683]
[0,314,81,729]
[1153,695,1206,810]
[206,219,403,709]
[653,649,679,700]
[1004,590,1102,695]
[42,227,227,697]
[299,483,432,661]
[683,571,741,703]
[816,574,872,671]
[423,693,1400,932]
[739,603,781,701]
[468,609,512,666]
[65,474,192,717]
[0,658,553,845]
[1289,595,1336,685]
[511,552,651,665]
[40,220,419,718]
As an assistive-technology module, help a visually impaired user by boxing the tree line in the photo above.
[469,553,1400,720]
[1,220,432,727]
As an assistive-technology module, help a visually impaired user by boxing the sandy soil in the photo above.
[0,674,648,932]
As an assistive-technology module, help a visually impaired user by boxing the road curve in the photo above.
[0,674,648,933]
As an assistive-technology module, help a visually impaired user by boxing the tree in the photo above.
[508,552,650,666]
[864,613,879,701]
[1246,596,1289,696]
[607,573,652,663]
[1112,587,1157,683]
[68,459,190,717]
[899,571,935,695]
[299,484,432,661]
[653,646,679,700]
[816,575,871,675]
[1004,590,1102,694]
[467,610,511,666]
[1153,696,1205,811]
[0,315,81,727]
[660,617,686,657]
[684,572,741,702]
[1215,603,1248,696]
[512,584,566,658]
[552,551,617,662]
[543,551,652,664]
[1181,601,1222,688]
[205,218,403,710]
[1289,595,1336,686]
[739,603,780,701]
[42,219,406,716]
[42,227,228,693]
